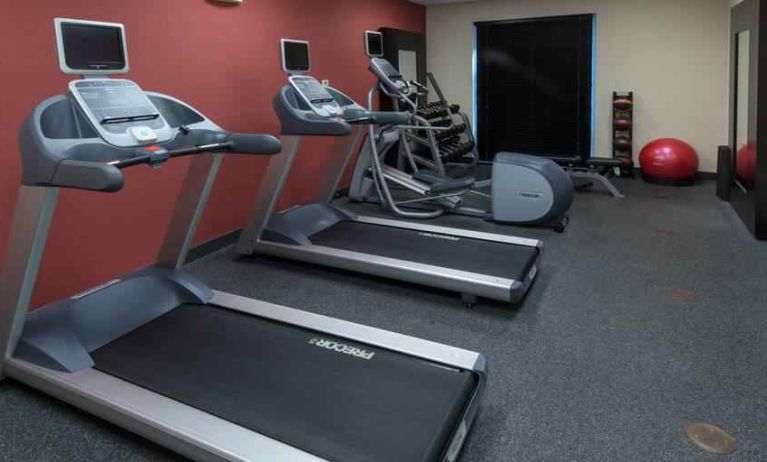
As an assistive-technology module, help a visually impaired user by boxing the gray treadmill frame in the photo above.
[0,87,486,462]
[235,89,542,304]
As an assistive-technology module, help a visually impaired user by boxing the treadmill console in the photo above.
[69,79,172,147]
[370,58,409,95]
[54,18,172,148]
[288,75,343,118]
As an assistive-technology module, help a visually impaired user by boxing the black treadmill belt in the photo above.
[92,304,477,462]
[311,221,538,282]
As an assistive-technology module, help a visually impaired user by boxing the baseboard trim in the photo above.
[630,168,716,181]
[187,229,242,263]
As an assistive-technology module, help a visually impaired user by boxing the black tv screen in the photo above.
[61,22,126,71]
[366,32,383,57]
[282,40,310,73]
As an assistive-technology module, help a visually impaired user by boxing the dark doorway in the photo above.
[475,14,594,160]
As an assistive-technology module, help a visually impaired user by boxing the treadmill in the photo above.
[235,38,542,306]
[0,19,486,462]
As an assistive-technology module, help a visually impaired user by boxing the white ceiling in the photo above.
[408,0,481,5]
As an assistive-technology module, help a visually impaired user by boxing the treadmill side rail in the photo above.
[251,241,522,304]
[5,358,326,462]
[212,290,487,372]
[355,215,544,249]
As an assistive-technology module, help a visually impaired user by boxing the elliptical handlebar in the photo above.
[342,108,411,127]
[408,80,428,96]
[383,85,418,112]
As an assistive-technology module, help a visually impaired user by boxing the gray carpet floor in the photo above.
[1,179,766,461]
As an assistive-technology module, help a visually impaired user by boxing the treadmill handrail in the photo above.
[46,130,282,192]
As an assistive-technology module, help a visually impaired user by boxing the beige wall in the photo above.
[426,0,731,172]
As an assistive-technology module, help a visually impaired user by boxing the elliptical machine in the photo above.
[349,31,574,232]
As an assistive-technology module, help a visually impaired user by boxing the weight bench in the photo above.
[547,156,631,198]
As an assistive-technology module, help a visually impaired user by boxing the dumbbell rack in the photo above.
[411,73,478,168]
[612,91,635,177]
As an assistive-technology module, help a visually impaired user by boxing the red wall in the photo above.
[0,0,425,307]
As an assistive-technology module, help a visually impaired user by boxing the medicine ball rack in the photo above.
[612,91,635,177]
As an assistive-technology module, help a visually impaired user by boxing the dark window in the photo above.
[475,14,594,160]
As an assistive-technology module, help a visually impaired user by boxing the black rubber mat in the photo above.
[92,304,477,462]
[311,221,539,282]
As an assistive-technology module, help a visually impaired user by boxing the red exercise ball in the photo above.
[736,142,756,185]
[639,138,699,185]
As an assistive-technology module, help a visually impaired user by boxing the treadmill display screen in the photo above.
[282,40,310,73]
[366,31,384,58]
[61,22,126,71]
